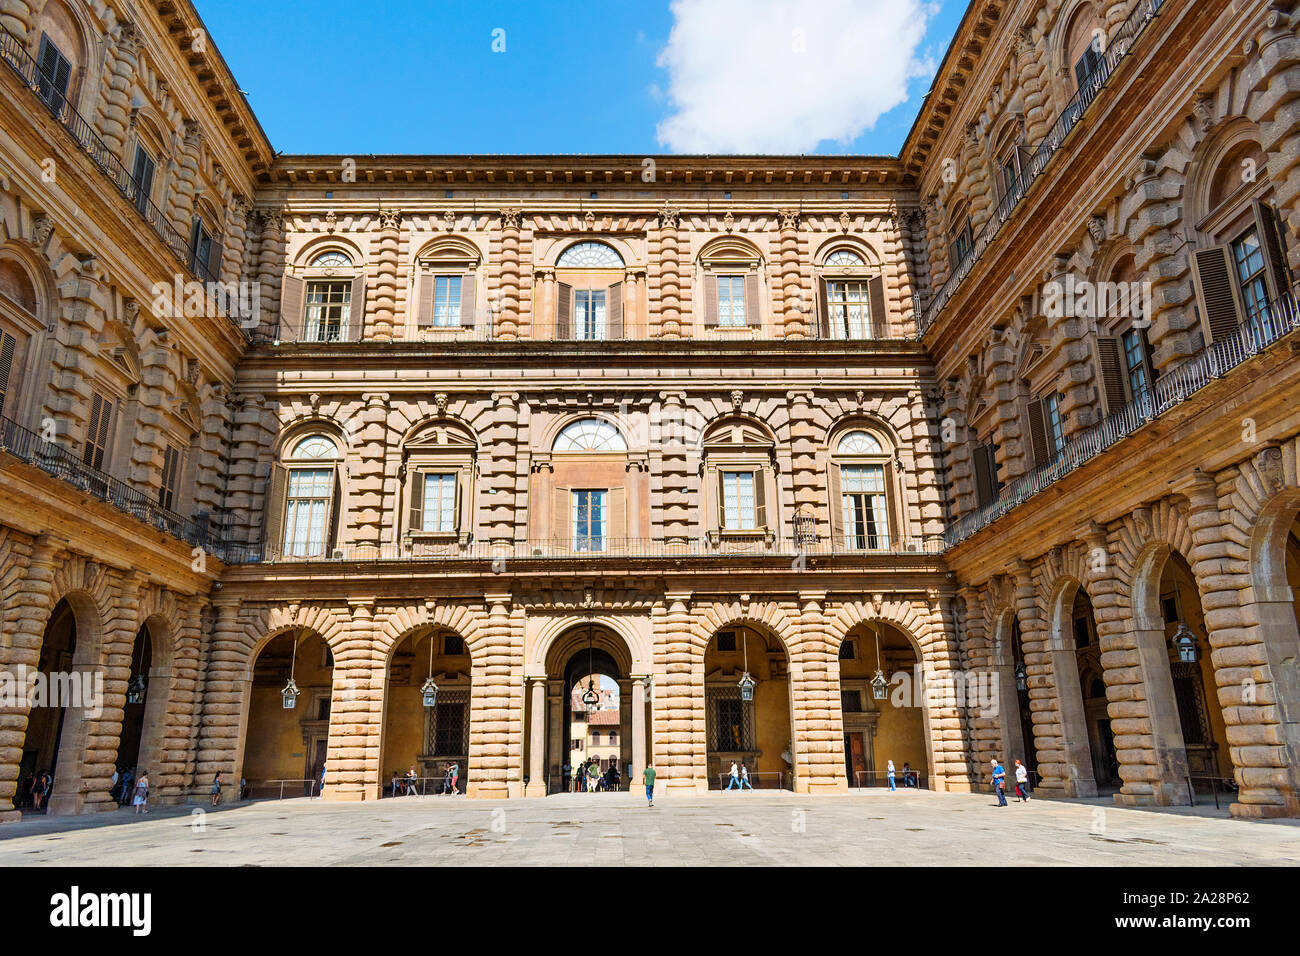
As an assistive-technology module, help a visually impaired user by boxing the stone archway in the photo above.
[379,625,473,796]
[239,628,335,799]
[113,616,175,802]
[702,622,793,791]
[1047,578,1115,797]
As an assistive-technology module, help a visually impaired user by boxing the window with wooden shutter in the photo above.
[0,331,15,419]
[867,274,887,338]
[972,443,995,507]
[754,470,767,529]
[816,278,830,338]
[703,274,719,327]
[1253,200,1292,301]
[82,392,113,469]
[263,462,288,551]
[415,270,436,328]
[158,444,181,510]
[827,460,843,537]
[743,273,760,329]
[607,487,626,547]
[606,281,623,339]
[348,273,366,339]
[553,486,572,546]
[1192,246,1244,344]
[459,274,476,328]
[130,145,155,216]
[36,34,72,111]
[1090,334,1130,416]
[556,281,573,339]
[327,465,342,553]
[1025,398,1051,467]
[408,470,425,533]
[279,274,306,341]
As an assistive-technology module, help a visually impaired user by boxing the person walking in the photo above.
[990,758,1008,807]
[1014,759,1030,802]
[211,771,223,806]
[562,762,571,794]
[643,762,656,807]
[585,761,598,793]
[319,762,326,798]
[725,760,740,790]
[739,762,754,791]
[887,759,896,791]
[132,771,149,814]
[118,768,134,807]
[31,770,48,812]
[572,763,583,793]
[239,776,248,801]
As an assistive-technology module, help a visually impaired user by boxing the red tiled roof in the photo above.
[586,709,620,726]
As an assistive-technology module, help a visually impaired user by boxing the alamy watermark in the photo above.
[0,665,103,718]
[1042,274,1152,325]
[151,274,262,327]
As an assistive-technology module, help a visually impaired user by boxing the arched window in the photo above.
[553,419,627,452]
[281,250,364,343]
[817,247,884,339]
[830,428,894,550]
[825,249,864,267]
[310,251,352,269]
[557,242,624,268]
[0,257,41,426]
[1192,135,1291,346]
[268,434,342,558]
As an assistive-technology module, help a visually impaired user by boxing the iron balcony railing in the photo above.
[223,534,948,565]
[946,289,1300,546]
[0,28,225,288]
[917,0,1167,338]
[0,414,227,553]
[251,317,910,346]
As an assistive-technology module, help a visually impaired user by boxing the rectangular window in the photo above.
[131,145,156,216]
[1044,393,1065,457]
[720,470,757,530]
[1231,227,1270,331]
[716,630,737,653]
[188,219,213,278]
[82,391,113,470]
[417,473,457,532]
[444,634,465,656]
[840,690,863,714]
[573,489,607,551]
[35,34,72,112]
[715,697,746,751]
[1121,328,1152,402]
[716,275,747,327]
[826,280,871,338]
[304,280,352,342]
[283,467,333,556]
[838,639,855,660]
[158,444,181,511]
[574,289,607,340]
[949,220,974,269]
[432,275,462,327]
[840,464,890,550]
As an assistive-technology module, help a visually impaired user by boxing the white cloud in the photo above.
[655,0,937,153]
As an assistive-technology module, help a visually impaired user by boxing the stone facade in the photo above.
[0,0,1298,820]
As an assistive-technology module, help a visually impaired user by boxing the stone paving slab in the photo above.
[2,790,1298,866]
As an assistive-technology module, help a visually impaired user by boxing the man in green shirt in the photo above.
[643,764,656,807]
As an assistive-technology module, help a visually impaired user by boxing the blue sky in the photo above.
[195,0,967,157]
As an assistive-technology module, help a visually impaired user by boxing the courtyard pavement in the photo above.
[1,789,1298,866]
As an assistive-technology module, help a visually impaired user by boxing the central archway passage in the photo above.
[838,622,929,789]
[704,624,793,790]
[540,623,633,794]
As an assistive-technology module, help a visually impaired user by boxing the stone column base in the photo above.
[46,793,85,815]
[1113,786,1191,808]
[0,809,21,823]
[524,781,546,797]
[321,787,366,802]
[1230,802,1292,820]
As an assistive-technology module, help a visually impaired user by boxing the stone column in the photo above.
[196,598,246,790]
[467,593,518,797]
[97,21,141,162]
[653,206,683,338]
[631,677,647,786]
[792,592,843,793]
[654,591,705,792]
[546,680,564,791]
[323,602,384,801]
[496,209,522,340]
[1012,560,1070,797]
[372,210,401,341]
[154,595,205,803]
[526,677,546,797]
[777,209,806,338]
[0,534,60,820]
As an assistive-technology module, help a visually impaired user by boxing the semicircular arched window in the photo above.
[830,430,893,551]
[553,418,628,452]
[275,434,342,558]
[291,435,339,459]
[556,242,624,269]
[836,430,883,455]
[310,251,352,268]
[825,249,865,267]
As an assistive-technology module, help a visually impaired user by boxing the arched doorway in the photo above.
[1064,588,1119,791]
[1009,616,1039,779]
[19,599,78,811]
[381,627,472,795]
[113,619,172,802]
[704,624,792,790]
[539,622,632,794]
[242,630,334,798]
[838,621,929,788]
[1156,551,1234,791]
